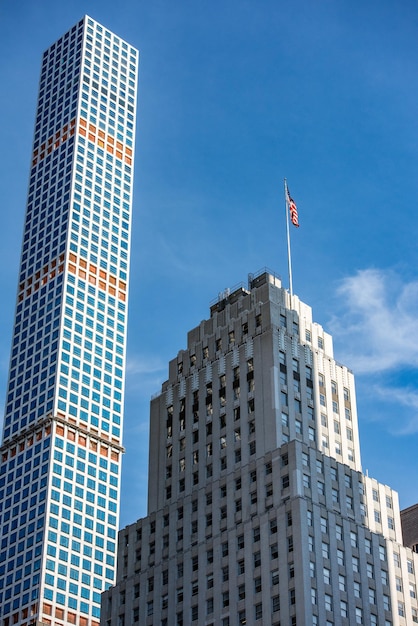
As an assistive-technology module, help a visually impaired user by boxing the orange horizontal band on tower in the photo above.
[68,252,126,301]
[78,117,132,165]
[31,117,133,167]
[18,254,65,302]
[17,252,126,303]
[32,119,76,166]
[55,417,121,452]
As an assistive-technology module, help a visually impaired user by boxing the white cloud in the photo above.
[126,354,166,376]
[372,384,418,435]
[125,354,167,399]
[329,268,418,374]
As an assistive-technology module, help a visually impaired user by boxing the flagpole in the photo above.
[284,178,294,303]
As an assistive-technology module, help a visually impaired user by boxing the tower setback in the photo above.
[102,271,418,626]
[0,16,138,626]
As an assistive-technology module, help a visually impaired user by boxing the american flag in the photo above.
[286,185,299,228]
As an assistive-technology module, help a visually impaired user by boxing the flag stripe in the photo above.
[286,186,299,228]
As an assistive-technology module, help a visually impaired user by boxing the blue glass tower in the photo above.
[0,16,137,626]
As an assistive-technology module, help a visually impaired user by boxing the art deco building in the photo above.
[102,270,418,626]
[0,16,137,626]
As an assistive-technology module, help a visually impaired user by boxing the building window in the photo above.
[222,565,229,583]
[309,535,314,552]
[324,594,332,612]
[272,594,280,612]
[254,603,263,620]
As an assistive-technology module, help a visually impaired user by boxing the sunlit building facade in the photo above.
[0,16,137,626]
[102,271,418,626]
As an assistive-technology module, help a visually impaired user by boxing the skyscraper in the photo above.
[0,16,137,626]
[102,270,418,625]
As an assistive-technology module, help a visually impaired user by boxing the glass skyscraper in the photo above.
[0,16,137,626]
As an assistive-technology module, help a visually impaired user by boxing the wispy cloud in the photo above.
[329,268,418,436]
[126,354,167,376]
[372,384,418,435]
[330,268,418,374]
[125,354,167,398]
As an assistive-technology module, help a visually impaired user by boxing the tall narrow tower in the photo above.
[0,17,138,626]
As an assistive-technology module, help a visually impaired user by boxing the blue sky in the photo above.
[1,0,418,527]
